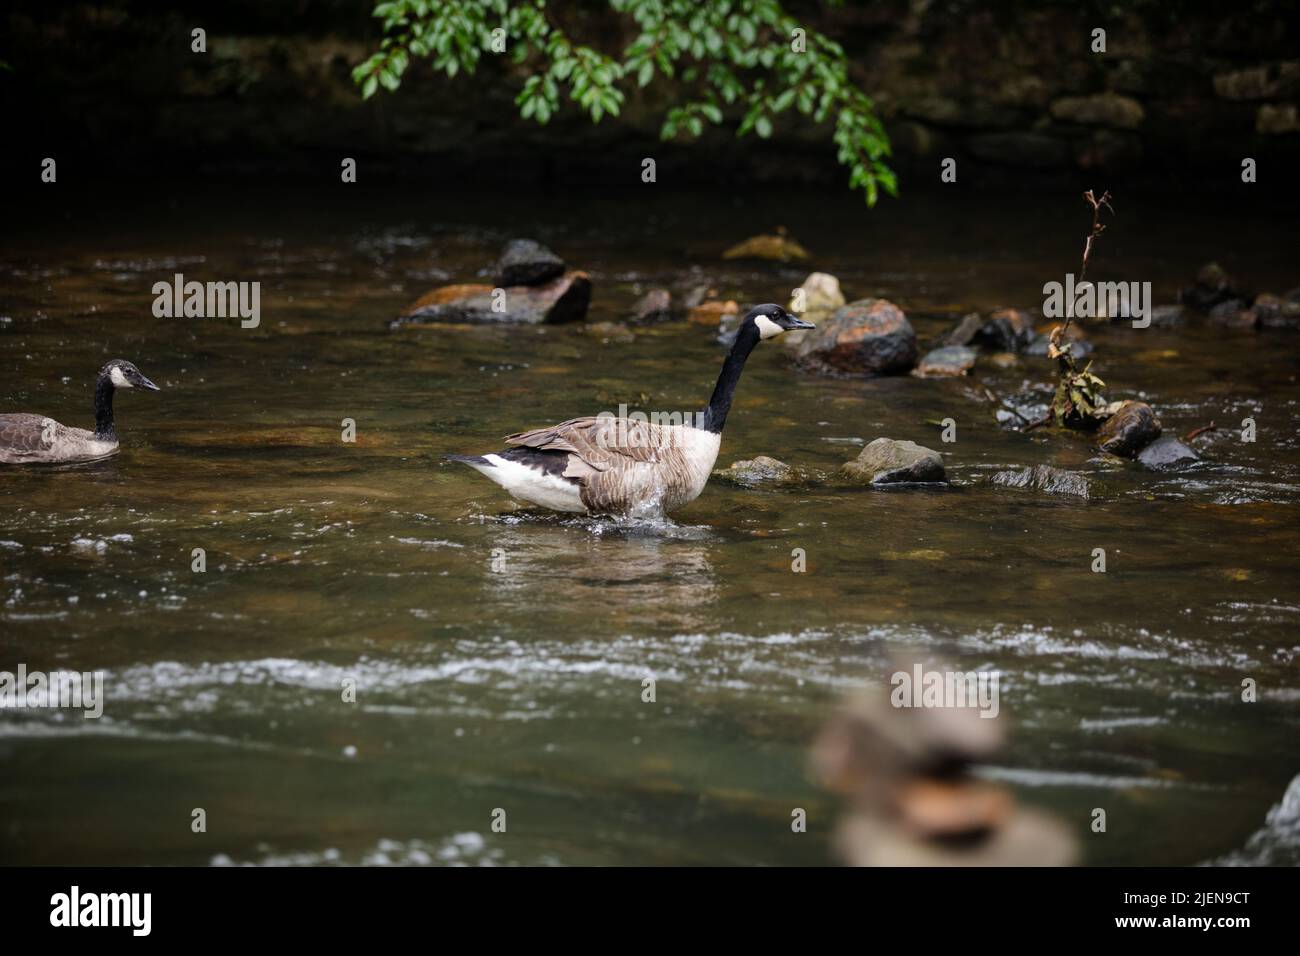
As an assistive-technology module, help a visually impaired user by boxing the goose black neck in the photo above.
[701,322,760,434]
[93,373,116,440]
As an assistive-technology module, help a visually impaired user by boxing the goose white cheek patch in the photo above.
[109,367,132,388]
[755,315,784,339]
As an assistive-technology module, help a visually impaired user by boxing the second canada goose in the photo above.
[447,303,814,516]
[0,360,160,465]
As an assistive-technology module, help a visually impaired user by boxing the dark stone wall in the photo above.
[2,1,1296,191]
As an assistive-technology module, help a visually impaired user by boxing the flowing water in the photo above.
[2,184,1298,866]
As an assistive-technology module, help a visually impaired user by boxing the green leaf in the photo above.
[755,116,772,138]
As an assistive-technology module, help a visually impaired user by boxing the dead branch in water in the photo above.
[1184,422,1218,442]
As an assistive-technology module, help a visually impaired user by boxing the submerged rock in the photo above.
[1149,304,1187,327]
[629,288,673,323]
[1096,400,1161,457]
[393,272,591,326]
[914,345,976,377]
[1180,261,1242,312]
[842,438,946,484]
[722,230,810,262]
[493,239,565,287]
[943,312,984,347]
[713,456,800,487]
[788,272,845,323]
[787,298,918,377]
[992,465,1090,498]
[687,299,740,326]
[977,308,1037,352]
[1137,436,1200,469]
[1208,298,1256,328]
[1049,92,1145,129]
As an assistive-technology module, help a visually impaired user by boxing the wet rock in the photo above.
[1049,92,1145,129]
[713,456,799,487]
[1249,293,1300,329]
[687,299,739,327]
[1096,400,1162,458]
[722,229,810,263]
[1137,436,1200,470]
[842,438,946,484]
[787,298,918,377]
[984,351,1020,370]
[913,345,976,378]
[393,272,591,326]
[1208,299,1258,329]
[629,288,672,323]
[1180,261,1242,312]
[992,465,1090,499]
[493,239,565,287]
[1257,103,1300,134]
[977,308,1037,352]
[1150,304,1187,328]
[1214,63,1300,101]
[788,272,845,323]
[944,311,984,347]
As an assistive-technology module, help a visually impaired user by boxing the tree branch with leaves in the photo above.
[352,0,896,205]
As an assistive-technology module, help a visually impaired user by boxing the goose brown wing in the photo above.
[0,414,56,455]
[503,416,667,471]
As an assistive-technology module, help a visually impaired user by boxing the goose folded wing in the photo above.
[0,414,55,454]
[503,416,665,472]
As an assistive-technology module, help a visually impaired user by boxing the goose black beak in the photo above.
[788,317,816,330]
[139,376,161,392]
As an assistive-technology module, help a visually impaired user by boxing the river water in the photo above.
[2,184,1297,865]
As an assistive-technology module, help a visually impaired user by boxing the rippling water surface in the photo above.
[2,186,1298,865]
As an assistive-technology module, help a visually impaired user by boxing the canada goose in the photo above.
[447,304,814,515]
[0,360,160,465]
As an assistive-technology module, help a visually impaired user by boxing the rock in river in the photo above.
[1137,436,1200,469]
[787,298,918,377]
[977,308,1037,352]
[842,438,946,484]
[914,345,976,377]
[629,288,673,323]
[1096,400,1162,457]
[493,239,565,287]
[393,272,591,326]
[722,230,811,263]
[788,272,845,323]
[713,456,800,487]
[992,465,1090,498]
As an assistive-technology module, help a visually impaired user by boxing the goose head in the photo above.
[101,359,161,392]
[744,303,815,340]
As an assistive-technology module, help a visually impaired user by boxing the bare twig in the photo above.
[1061,189,1114,338]
[1184,422,1218,442]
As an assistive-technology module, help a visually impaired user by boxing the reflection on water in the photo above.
[1,186,1299,865]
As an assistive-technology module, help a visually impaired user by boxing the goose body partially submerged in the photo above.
[0,360,160,465]
[447,304,813,516]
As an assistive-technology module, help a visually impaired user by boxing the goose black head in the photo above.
[101,359,161,392]
[744,303,816,341]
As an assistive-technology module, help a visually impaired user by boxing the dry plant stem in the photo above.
[1059,189,1114,339]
